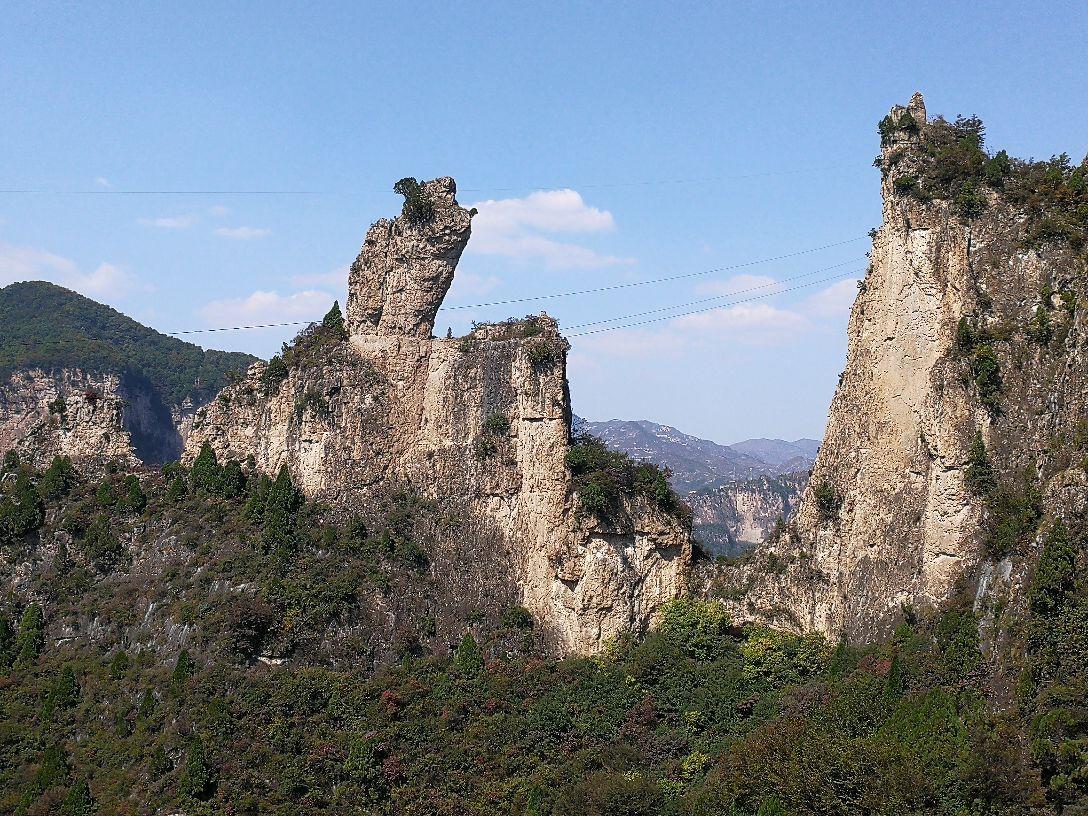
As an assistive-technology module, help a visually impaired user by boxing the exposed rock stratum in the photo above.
[185,178,691,654]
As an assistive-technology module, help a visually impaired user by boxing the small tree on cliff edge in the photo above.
[322,300,346,339]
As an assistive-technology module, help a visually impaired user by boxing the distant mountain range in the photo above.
[573,416,819,493]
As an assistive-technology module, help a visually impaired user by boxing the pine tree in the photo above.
[15,603,44,664]
[180,734,211,799]
[261,465,300,554]
[322,300,347,339]
[190,442,222,493]
[455,633,483,676]
[965,432,996,496]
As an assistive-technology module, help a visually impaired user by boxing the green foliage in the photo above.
[117,474,147,513]
[15,603,44,664]
[190,442,222,493]
[321,300,347,339]
[0,469,45,543]
[165,475,188,503]
[393,177,436,224]
[525,337,565,369]
[500,604,534,629]
[566,432,683,517]
[261,465,301,554]
[1029,303,1054,345]
[295,388,331,421]
[1029,521,1077,617]
[955,316,975,352]
[0,281,256,407]
[79,514,122,570]
[482,412,511,436]
[59,778,96,815]
[171,648,194,694]
[965,432,996,496]
[39,456,78,501]
[455,632,483,676]
[180,734,212,800]
[984,482,1042,559]
[893,175,917,195]
[970,344,1003,413]
[261,354,289,393]
[813,479,840,520]
[657,598,734,661]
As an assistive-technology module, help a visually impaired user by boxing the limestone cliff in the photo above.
[185,177,691,654]
[718,94,1088,641]
[688,472,806,557]
[0,369,139,469]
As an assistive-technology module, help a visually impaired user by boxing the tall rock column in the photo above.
[346,177,472,338]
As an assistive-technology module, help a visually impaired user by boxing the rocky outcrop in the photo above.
[0,369,139,468]
[346,177,472,338]
[688,472,807,557]
[186,178,691,654]
[718,93,1088,641]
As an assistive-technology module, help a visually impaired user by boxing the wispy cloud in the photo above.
[215,226,272,239]
[0,241,146,301]
[290,266,348,289]
[208,204,231,217]
[138,215,196,229]
[801,277,860,318]
[200,289,332,326]
[94,177,112,189]
[467,189,633,270]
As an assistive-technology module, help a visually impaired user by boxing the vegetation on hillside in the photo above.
[879,112,1088,246]
[566,431,686,519]
[0,281,257,406]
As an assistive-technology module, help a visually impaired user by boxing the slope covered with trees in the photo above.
[0,281,256,408]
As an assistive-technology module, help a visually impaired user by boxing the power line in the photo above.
[567,271,863,338]
[0,163,857,197]
[436,236,864,311]
[163,236,865,335]
[563,258,864,331]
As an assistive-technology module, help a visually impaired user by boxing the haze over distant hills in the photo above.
[574,415,818,493]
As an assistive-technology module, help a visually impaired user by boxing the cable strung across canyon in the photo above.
[565,269,865,338]
[165,236,867,335]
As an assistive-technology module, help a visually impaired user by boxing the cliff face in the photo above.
[0,369,140,468]
[721,94,1088,641]
[185,177,691,654]
[689,472,806,557]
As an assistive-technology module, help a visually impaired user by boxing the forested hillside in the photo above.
[1,450,1085,815]
[0,281,256,408]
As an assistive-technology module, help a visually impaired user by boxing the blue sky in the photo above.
[2,2,1086,443]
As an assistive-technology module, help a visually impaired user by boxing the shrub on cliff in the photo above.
[566,432,682,517]
[393,177,435,225]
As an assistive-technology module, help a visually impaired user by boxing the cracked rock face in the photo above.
[187,178,691,655]
[346,177,472,338]
[716,94,1088,641]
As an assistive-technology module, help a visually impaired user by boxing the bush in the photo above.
[984,483,1042,559]
[15,603,44,664]
[814,480,840,520]
[566,432,681,517]
[117,475,146,513]
[658,598,733,661]
[1028,521,1077,617]
[261,355,289,393]
[965,432,996,496]
[970,345,1002,413]
[393,177,435,225]
[500,605,534,630]
[0,471,45,543]
[190,442,222,493]
[482,413,511,436]
[39,456,77,501]
[321,300,347,339]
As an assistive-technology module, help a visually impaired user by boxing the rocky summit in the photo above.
[184,177,691,654]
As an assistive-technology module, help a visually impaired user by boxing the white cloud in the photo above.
[215,226,271,239]
[445,271,502,300]
[695,273,782,297]
[291,266,348,289]
[466,189,633,270]
[200,289,333,326]
[0,241,144,300]
[94,177,111,189]
[673,303,811,342]
[208,204,231,217]
[138,215,196,229]
[802,277,861,318]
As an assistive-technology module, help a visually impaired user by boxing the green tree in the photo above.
[166,475,188,503]
[455,633,483,676]
[1028,521,1076,617]
[190,442,222,493]
[180,734,212,799]
[965,432,996,496]
[219,459,246,499]
[260,465,300,553]
[171,649,194,694]
[60,779,97,815]
[15,603,44,664]
[39,456,78,501]
[117,474,147,513]
[321,300,347,339]
[0,615,12,668]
